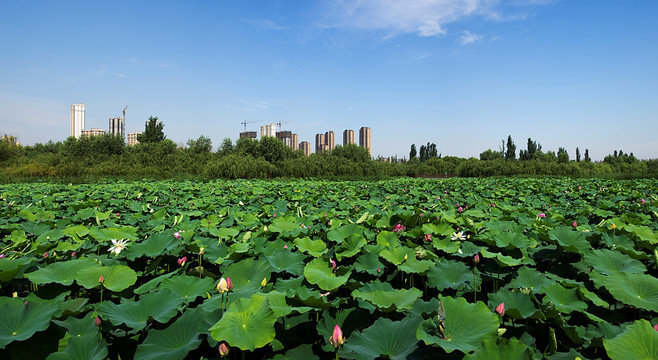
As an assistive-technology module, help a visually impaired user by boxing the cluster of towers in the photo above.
[70,104,140,145]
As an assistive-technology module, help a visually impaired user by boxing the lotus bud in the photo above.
[226,277,233,291]
[261,278,267,287]
[95,316,101,326]
[495,302,505,316]
[403,254,408,261]
[177,256,187,267]
[99,275,104,283]
[610,223,616,230]
[199,247,205,255]
[217,278,228,293]
[283,244,288,249]
[218,342,230,356]
[331,259,337,270]
[376,267,381,274]
[474,254,480,264]
[653,324,658,331]
[572,221,577,228]
[328,324,345,348]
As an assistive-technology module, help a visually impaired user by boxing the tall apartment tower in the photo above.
[128,132,142,146]
[325,131,335,151]
[291,134,299,151]
[315,133,325,153]
[260,123,276,138]
[359,127,372,155]
[109,117,125,139]
[343,129,355,146]
[70,104,85,138]
[299,141,311,157]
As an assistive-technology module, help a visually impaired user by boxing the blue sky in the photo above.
[1,0,657,160]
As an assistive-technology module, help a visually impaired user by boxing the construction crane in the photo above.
[277,120,292,134]
[122,105,128,118]
[241,120,262,133]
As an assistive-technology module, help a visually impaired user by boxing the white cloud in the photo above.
[322,0,552,37]
[460,30,483,45]
[244,19,289,30]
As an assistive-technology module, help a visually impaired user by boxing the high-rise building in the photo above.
[260,123,276,138]
[343,129,355,146]
[109,117,125,139]
[315,133,325,153]
[240,131,257,139]
[291,134,299,151]
[359,127,372,155]
[325,131,335,151]
[70,104,85,138]
[128,132,142,146]
[299,141,311,156]
[81,128,106,137]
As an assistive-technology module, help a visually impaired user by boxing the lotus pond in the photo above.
[0,178,657,359]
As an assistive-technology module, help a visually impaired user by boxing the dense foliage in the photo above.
[1,178,657,359]
[1,133,657,181]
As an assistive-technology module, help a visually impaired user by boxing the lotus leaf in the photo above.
[0,297,59,349]
[96,290,183,330]
[603,273,658,312]
[209,294,277,351]
[160,275,214,302]
[133,307,205,360]
[541,283,587,314]
[604,319,658,360]
[75,264,137,292]
[26,258,98,286]
[304,258,351,291]
[342,316,422,360]
[352,281,422,311]
[427,260,474,290]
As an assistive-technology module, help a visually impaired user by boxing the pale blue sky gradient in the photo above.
[1,1,657,160]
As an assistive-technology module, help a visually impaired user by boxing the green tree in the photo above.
[409,144,417,160]
[584,149,591,162]
[218,138,234,155]
[557,147,569,163]
[332,143,370,162]
[479,149,503,161]
[137,116,166,143]
[419,144,427,161]
[505,135,516,160]
[575,147,581,162]
[186,135,213,154]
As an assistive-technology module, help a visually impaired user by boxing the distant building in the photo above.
[70,104,85,138]
[128,132,142,146]
[325,131,335,151]
[359,127,372,155]
[315,133,325,153]
[240,131,257,139]
[81,128,106,137]
[343,129,355,146]
[291,134,299,151]
[109,117,125,139]
[299,141,311,156]
[260,123,276,138]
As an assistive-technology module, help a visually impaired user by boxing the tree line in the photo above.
[1,121,656,181]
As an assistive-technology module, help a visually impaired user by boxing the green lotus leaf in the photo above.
[160,275,214,302]
[88,226,139,242]
[53,316,98,338]
[133,307,205,360]
[603,273,658,312]
[488,290,538,319]
[335,234,367,260]
[206,226,239,240]
[264,249,305,276]
[0,297,59,349]
[134,272,175,294]
[26,258,99,286]
[398,258,434,274]
[75,265,137,292]
[126,232,180,258]
[303,258,351,291]
[507,267,554,293]
[548,227,591,254]
[376,231,400,248]
[342,316,422,360]
[541,283,587,314]
[422,223,455,237]
[480,249,526,267]
[327,223,363,244]
[96,290,183,331]
[463,338,533,360]
[36,229,65,243]
[352,281,422,312]
[223,258,273,296]
[354,252,384,275]
[431,238,462,254]
[427,260,473,290]
[268,216,300,233]
[379,247,416,265]
[0,256,34,282]
[264,291,311,317]
[493,232,537,250]
[604,320,658,360]
[623,224,658,244]
[46,334,107,360]
[417,296,499,353]
[294,236,327,257]
[583,249,646,275]
[209,294,277,351]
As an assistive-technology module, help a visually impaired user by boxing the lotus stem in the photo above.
[473,268,477,302]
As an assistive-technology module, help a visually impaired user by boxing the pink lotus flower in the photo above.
[217,278,229,293]
[99,275,104,283]
[329,324,345,348]
[393,223,405,232]
[174,231,181,239]
[218,342,230,356]
[0,254,5,259]
[424,234,432,242]
[538,213,546,218]
[273,213,276,218]
[572,221,578,228]
[226,277,233,291]
[332,259,337,270]
[458,207,463,213]
[495,302,505,316]
[94,316,101,326]
[43,252,49,258]
[653,324,658,332]
[491,203,496,207]
[641,198,645,205]
[283,244,288,249]
[177,256,187,267]
[71,252,76,257]
[376,267,381,274]
[474,254,480,264]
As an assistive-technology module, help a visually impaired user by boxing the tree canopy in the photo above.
[137,116,166,143]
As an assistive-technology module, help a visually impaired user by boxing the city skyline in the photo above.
[2,1,657,160]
